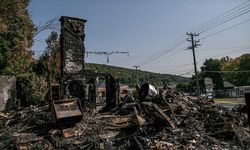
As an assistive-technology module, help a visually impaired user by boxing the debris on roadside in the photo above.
[0,84,249,149]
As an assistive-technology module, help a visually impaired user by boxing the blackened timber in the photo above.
[245,92,250,129]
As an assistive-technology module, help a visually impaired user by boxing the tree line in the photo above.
[176,55,250,93]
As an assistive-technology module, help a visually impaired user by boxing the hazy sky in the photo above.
[29,0,250,77]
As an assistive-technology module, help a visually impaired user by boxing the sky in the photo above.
[28,0,250,77]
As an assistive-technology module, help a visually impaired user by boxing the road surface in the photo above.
[214,98,245,109]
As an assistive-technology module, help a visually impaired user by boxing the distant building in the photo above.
[211,80,250,98]
[223,80,237,97]
[222,80,248,98]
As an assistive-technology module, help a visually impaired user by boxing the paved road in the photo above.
[214,98,245,109]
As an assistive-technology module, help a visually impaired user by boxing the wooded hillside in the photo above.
[85,63,190,87]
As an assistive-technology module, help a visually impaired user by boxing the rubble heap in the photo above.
[0,85,250,149]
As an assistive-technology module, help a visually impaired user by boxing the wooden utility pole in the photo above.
[187,32,200,96]
[133,65,140,85]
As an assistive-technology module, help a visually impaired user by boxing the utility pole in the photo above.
[133,65,140,85]
[187,32,200,96]
[86,51,129,63]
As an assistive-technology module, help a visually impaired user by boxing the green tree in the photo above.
[222,54,250,86]
[175,83,192,93]
[238,54,250,85]
[222,57,239,86]
[200,58,224,90]
[0,0,50,106]
[34,31,60,82]
[220,56,233,63]
[0,0,35,74]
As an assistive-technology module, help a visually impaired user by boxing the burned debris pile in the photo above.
[0,106,52,149]
[1,16,249,150]
[0,84,249,149]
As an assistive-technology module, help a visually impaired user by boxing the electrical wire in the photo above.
[198,44,250,51]
[177,71,193,76]
[198,9,250,34]
[142,47,187,68]
[167,68,194,75]
[139,1,250,68]
[196,47,250,68]
[173,46,250,76]
[189,0,250,32]
[138,39,186,66]
[136,36,186,66]
[97,1,250,68]
[190,1,250,33]
[203,70,250,73]
[201,18,250,40]
[143,45,250,73]
[143,62,193,70]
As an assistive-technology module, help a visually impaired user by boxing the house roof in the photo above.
[223,80,235,88]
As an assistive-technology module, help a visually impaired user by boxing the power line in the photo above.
[137,38,185,66]
[143,62,193,70]
[176,67,250,76]
[164,63,194,71]
[141,13,250,68]
[139,39,186,66]
[143,63,194,76]
[134,30,186,65]
[189,0,250,32]
[198,44,250,51]
[203,70,250,73]
[137,1,250,68]
[200,47,250,60]
[177,71,193,76]
[191,1,250,33]
[196,5,250,33]
[98,0,250,71]
[135,1,250,67]
[164,65,194,74]
[139,19,250,74]
[201,18,250,40]
[198,9,250,34]
[141,47,186,68]
[167,68,194,75]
